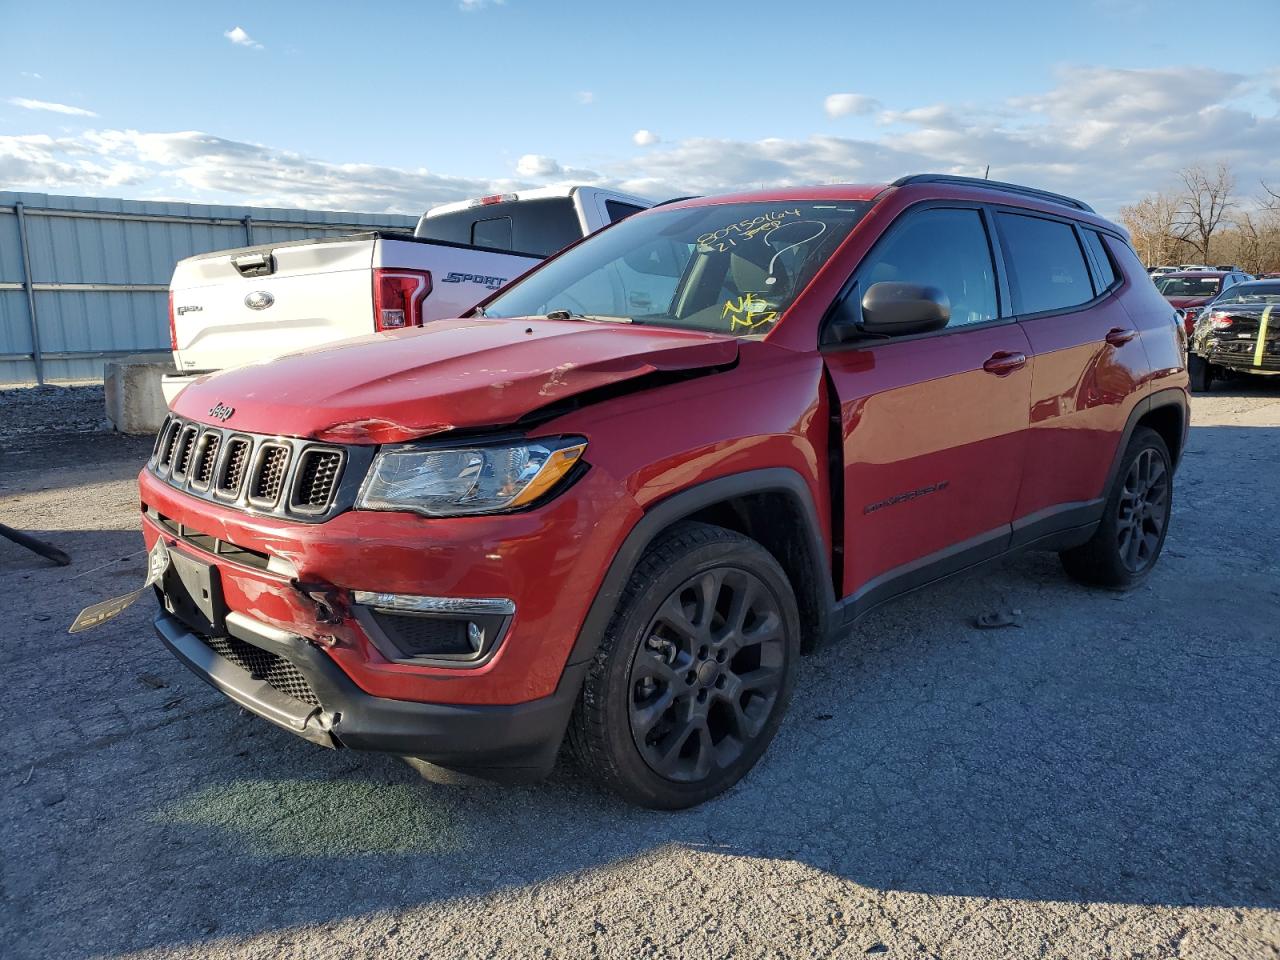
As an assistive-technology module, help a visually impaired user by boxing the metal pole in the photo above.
[243,215,253,246]
[14,201,44,386]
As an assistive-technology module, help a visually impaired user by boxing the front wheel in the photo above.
[1060,426,1173,589]
[569,522,800,809]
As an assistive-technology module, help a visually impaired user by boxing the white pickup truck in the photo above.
[161,185,652,402]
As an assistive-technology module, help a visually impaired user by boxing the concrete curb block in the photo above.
[104,356,175,434]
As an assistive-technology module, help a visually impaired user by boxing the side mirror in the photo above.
[860,282,950,336]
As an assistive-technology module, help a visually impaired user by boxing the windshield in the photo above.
[1154,276,1221,297]
[481,200,870,337]
[1214,282,1280,305]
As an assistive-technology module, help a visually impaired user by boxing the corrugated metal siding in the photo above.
[0,191,416,385]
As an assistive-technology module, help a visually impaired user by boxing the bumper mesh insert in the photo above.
[199,633,321,707]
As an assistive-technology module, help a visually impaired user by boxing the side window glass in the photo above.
[1082,230,1117,293]
[472,217,513,250]
[605,201,646,223]
[857,208,997,327]
[997,213,1094,314]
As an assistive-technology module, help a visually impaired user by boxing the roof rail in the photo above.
[652,195,701,208]
[891,174,1095,213]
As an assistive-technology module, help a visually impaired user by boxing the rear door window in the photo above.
[997,214,1094,314]
[855,207,998,327]
[471,217,513,250]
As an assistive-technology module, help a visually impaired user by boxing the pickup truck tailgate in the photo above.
[170,235,377,373]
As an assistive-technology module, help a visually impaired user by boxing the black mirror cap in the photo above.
[860,282,950,336]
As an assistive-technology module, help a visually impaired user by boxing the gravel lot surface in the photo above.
[2,384,1278,959]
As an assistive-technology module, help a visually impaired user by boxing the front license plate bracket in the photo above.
[162,550,226,636]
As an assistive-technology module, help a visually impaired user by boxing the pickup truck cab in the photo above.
[161,185,651,402]
[141,175,1188,808]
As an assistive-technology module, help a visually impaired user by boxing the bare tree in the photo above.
[1227,210,1263,275]
[1262,181,1280,212]
[1119,192,1184,266]
[1176,162,1235,263]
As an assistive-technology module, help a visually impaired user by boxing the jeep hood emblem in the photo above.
[209,402,235,422]
[245,290,274,310]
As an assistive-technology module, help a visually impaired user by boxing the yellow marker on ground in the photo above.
[1255,305,1273,368]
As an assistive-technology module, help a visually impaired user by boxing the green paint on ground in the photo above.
[154,777,468,857]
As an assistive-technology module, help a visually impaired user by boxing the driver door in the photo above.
[822,205,1032,605]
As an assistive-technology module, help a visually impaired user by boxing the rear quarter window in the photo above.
[997,213,1094,315]
[1082,230,1118,293]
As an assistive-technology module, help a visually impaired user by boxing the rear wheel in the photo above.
[570,522,800,809]
[1188,354,1213,392]
[1060,426,1172,589]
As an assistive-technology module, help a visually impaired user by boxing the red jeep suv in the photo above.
[141,175,1189,808]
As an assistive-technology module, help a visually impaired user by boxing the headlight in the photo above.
[356,436,587,516]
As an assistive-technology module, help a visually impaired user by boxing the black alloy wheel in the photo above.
[1115,447,1170,574]
[627,567,786,783]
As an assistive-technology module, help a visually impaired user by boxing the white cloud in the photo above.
[21,71,43,80]
[576,91,595,105]
[515,154,561,177]
[224,26,263,49]
[824,93,879,118]
[8,97,96,117]
[459,0,505,9]
[0,129,519,212]
[3,67,1278,219]
[633,129,659,146]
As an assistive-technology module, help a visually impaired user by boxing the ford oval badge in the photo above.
[245,290,274,310]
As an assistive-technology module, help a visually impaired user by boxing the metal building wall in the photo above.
[0,192,417,385]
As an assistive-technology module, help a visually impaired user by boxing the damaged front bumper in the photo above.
[155,607,587,780]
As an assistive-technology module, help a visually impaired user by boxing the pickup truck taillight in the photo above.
[373,269,432,331]
[167,290,177,350]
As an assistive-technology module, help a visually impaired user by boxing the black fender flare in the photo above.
[565,467,834,666]
[1102,387,1189,495]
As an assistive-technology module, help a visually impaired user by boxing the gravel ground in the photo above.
[1,384,1278,960]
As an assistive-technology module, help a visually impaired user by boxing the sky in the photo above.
[2,0,1278,218]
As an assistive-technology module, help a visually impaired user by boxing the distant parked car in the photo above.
[1178,263,1213,272]
[1188,279,1280,390]
[1149,265,1178,278]
[1154,270,1252,334]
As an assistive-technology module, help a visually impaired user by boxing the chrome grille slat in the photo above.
[291,449,345,514]
[248,444,291,507]
[217,436,252,498]
[148,416,349,521]
[190,433,221,490]
[171,426,198,480]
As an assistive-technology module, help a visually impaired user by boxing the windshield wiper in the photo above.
[544,309,633,324]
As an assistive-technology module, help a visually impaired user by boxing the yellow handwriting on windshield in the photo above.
[722,293,778,332]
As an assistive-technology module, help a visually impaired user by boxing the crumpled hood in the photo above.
[1166,295,1213,309]
[171,317,738,443]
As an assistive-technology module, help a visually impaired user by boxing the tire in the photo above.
[569,521,800,809]
[1059,426,1173,589]
[1188,354,1213,393]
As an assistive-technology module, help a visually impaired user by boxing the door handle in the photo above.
[982,351,1027,375]
[1105,327,1138,346]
